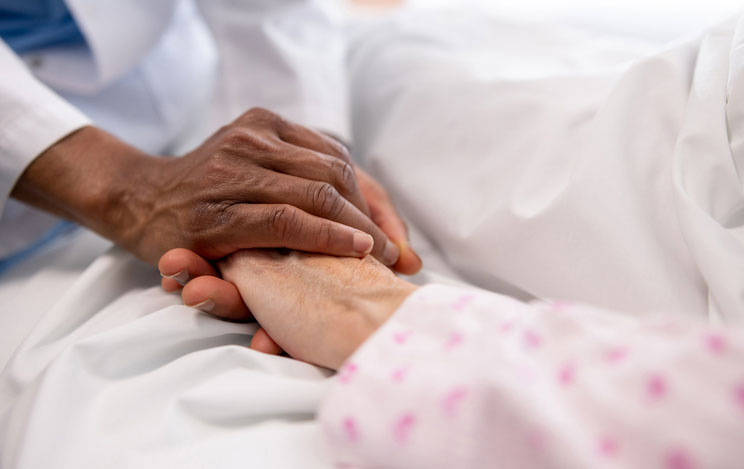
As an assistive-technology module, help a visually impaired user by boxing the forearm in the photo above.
[10,126,162,256]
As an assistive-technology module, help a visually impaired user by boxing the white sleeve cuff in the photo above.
[0,41,91,216]
[0,101,90,217]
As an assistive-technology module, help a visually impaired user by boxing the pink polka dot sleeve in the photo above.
[317,284,744,468]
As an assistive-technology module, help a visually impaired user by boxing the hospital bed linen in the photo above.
[321,284,744,468]
[349,8,744,325]
[0,233,337,468]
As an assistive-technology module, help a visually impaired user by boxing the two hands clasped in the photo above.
[13,107,423,369]
[148,110,422,369]
[14,107,421,273]
[159,248,418,370]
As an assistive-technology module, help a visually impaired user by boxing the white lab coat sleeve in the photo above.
[194,0,350,142]
[318,284,744,468]
[0,40,90,217]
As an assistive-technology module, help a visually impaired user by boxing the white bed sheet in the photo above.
[2,6,744,468]
[0,229,336,468]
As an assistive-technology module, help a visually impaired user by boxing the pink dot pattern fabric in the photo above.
[318,284,744,468]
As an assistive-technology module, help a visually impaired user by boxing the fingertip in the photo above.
[161,277,183,293]
[250,328,283,355]
[352,232,374,256]
[182,275,252,322]
[158,247,219,279]
[393,243,423,275]
[382,240,401,266]
[181,276,215,307]
[158,248,192,276]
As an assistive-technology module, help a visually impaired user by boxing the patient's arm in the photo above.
[318,289,744,468]
[214,250,742,468]
[167,248,743,467]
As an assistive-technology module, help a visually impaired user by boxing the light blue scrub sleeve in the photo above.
[0,0,85,53]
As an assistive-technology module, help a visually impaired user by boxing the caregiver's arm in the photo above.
[191,0,421,272]
[11,109,402,265]
[1,38,412,269]
[205,248,744,468]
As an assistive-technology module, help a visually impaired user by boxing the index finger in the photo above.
[257,173,401,266]
[275,121,371,215]
[267,143,370,217]
[277,120,351,163]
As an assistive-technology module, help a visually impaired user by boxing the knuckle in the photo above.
[220,126,272,154]
[184,202,228,250]
[268,205,300,240]
[330,158,356,195]
[243,107,282,127]
[215,123,232,136]
[221,127,250,148]
[308,182,343,218]
[330,139,351,161]
[241,107,265,120]
[314,221,334,250]
[247,106,271,117]
[189,201,229,231]
[203,153,232,183]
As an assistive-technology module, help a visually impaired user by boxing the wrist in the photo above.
[11,126,160,253]
[60,128,162,252]
[95,146,165,257]
[331,280,418,369]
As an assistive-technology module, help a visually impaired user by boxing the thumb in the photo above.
[356,168,422,275]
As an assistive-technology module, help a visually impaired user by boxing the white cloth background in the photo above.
[350,8,744,324]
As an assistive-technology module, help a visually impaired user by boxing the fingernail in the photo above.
[383,241,400,266]
[161,269,190,286]
[353,232,374,255]
[189,298,215,313]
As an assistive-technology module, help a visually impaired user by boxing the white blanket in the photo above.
[2,7,744,468]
